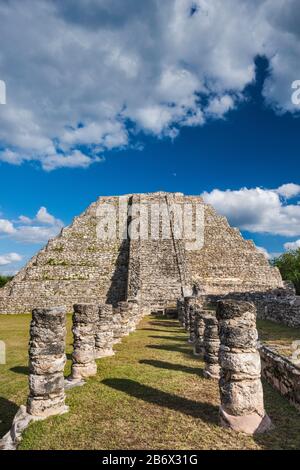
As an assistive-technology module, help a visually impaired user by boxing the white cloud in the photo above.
[0,219,16,234]
[206,95,235,118]
[276,183,300,199]
[18,215,32,224]
[0,207,64,244]
[36,207,57,225]
[41,150,99,172]
[0,252,22,266]
[284,239,300,250]
[13,225,63,244]
[202,183,300,236]
[0,0,299,170]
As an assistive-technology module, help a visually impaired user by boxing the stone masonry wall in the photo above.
[259,345,300,411]
[126,193,184,310]
[205,282,300,328]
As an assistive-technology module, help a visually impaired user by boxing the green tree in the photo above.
[272,249,300,295]
[0,275,13,288]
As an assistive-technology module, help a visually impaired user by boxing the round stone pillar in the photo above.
[203,313,220,379]
[95,304,115,358]
[71,304,98,379]
[216,300,272,435]
[188,302,197,344]
[177,298,185,326]
[127,300,140,332]
[27,307,68,417]
[193,310,205,357]
[183,297,192,333]
[112,305,123,343]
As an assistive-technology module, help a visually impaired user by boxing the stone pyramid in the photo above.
[0,192,283,314]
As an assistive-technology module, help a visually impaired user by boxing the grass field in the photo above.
[257,319,300,357]
[0,314,300,450]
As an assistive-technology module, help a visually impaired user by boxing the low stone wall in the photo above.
[259,345,300,411]
[258,302,300,328]
[205,286,300,328]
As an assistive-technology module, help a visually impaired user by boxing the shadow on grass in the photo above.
[150,321,179,328]
[10,366,28,375]
[102,378,218,423]
[0,397,19,437]
[147,343,194,356]
[148,335,187,342]
[141,328,180,334]
[140,359,204,376]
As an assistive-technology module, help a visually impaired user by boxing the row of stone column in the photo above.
[27,300,142,418]
[179,297,272,435]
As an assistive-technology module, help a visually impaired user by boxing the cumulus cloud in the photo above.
[0,219,16,234]
[1,207,64,244]
[206,95,236,118]
[284,239,300,250]
[202,183,300,236]
[0,252,22,266]
[276,183,300,199]
[0,0,299,170]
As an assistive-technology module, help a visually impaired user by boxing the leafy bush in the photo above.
[0,275,13,288]
[272,249,300,294]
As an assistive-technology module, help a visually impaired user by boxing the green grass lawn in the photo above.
[0,314,300,450]
[257,319,300,357]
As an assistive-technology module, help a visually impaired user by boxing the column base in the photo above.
[0,404,69,450]
[71,362,97,379]
[193,348,203,357]
[27,395,69,418]
[94,348,115,359]
[64,377,86,390]
[219,407,273,435]
[203,368,220,380]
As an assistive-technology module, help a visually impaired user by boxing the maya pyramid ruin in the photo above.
[0,192,283,314]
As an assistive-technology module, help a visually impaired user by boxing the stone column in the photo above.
[27,307,68,417]
[216,300,272,435]
[128,300,140,332]
[184,296,196,336]
[193,310,205,357]
[112,305,123,343]
[95,304,115,358]
[71,304,98,379]
[118,301,131,336]
[177,298,185,326]
[183,297,192,332]
[188,302,197,344]
[203,313,220,379]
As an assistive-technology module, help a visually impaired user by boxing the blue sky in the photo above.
[0,1,299,274]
